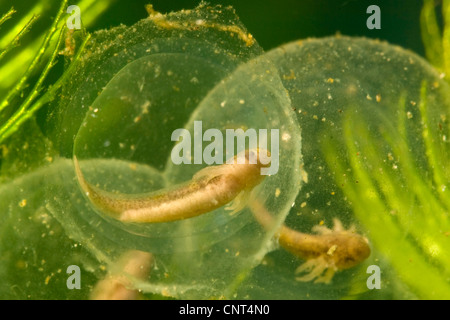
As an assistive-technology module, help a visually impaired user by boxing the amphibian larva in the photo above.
[74,149,269,223]
[250,200,371,284]
[90,250,153,300]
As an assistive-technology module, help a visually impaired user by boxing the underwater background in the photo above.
[0,0,449,300]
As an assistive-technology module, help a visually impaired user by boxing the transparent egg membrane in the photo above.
[1,5,449,299]
[63,48,302,298]
[243,37,450,299]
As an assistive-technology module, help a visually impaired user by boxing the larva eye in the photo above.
[242,149,257,164]
[249,150,257,163]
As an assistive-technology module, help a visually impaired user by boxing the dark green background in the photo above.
[90,0,427,56]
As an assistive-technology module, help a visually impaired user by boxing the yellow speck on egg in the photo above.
[275,188,281,197]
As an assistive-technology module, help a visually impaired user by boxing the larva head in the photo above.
[326,232,371,270]
[227,148,271,189]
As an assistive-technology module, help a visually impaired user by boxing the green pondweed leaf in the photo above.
[0,0,117,145]
[0,0,116,95]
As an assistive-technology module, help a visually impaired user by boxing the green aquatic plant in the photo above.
[0,2,449,300]
[0,0,116,146]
